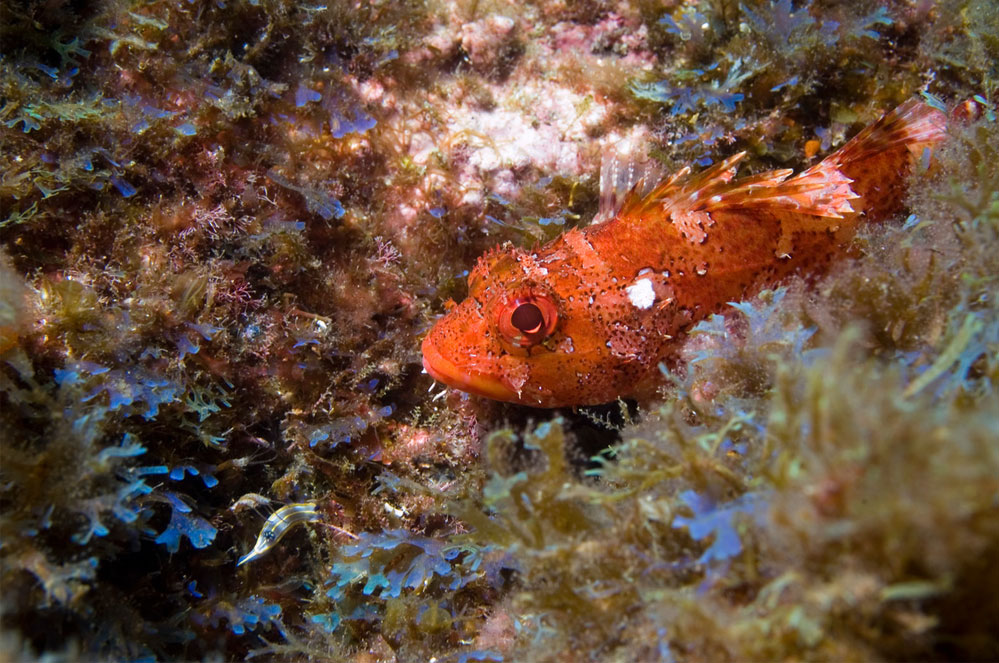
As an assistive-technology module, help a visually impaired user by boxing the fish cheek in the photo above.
[490,352,532,397]
[539,338,600,378]
[428,308,491,377]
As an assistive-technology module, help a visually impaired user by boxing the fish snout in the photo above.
[421,333,520,403]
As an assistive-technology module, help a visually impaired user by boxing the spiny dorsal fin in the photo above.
[694,100,947,222]
[595,137,662,225]
[603,100,946,253]
[702,161,858,218]
[610,147,863,247]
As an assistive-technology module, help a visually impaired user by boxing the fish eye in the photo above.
[511,303,544,335]
[497,294,558,348]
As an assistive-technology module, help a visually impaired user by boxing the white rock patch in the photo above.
[626,278,656,309]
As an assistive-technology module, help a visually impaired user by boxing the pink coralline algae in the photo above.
[460,15,518,69]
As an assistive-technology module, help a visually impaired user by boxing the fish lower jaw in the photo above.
[421,338,521,403]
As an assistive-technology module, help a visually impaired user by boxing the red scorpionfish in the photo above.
[422,99,948,408]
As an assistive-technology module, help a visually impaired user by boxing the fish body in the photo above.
[422,100,948,407]
[237,502,321,566]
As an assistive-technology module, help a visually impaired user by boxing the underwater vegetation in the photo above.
[1,0,997,661]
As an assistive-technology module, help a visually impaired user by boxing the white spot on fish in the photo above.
[626,278,656,309]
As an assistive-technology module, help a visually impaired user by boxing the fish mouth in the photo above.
[421,336,519,403]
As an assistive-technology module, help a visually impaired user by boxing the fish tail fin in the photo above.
[823,99,948,222]
[830,99,949,170]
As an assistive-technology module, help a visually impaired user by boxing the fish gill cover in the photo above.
[1,0,997,661]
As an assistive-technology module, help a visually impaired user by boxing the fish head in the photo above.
[422,240,657,407]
